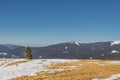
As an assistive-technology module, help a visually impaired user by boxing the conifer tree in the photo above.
[24,47,32,59]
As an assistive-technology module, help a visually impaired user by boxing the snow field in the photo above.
[0,59,78,80]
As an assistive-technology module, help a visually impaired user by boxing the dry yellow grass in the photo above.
[13,60,120,80]
[0,63,3,66]
[6,59,30,66]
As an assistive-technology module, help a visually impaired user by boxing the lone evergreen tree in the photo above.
[24,47,32,59]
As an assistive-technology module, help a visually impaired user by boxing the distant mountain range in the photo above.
[0,41,120,59]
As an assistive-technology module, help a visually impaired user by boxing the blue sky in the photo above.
[0,0,120,46]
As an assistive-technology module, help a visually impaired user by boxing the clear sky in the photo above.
[0,0,120,46]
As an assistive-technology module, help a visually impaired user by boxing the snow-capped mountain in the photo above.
[67,41,80,46]
[1,41,120,59]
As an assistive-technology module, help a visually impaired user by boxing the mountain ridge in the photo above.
[0,41,120,59]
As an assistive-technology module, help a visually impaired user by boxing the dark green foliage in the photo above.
[24,47,32,59]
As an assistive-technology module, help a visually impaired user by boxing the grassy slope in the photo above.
[13,60,120,80]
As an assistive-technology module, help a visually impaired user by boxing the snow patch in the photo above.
[63,47,68,53]
[107,61,120,65]
[92,74,120,80]
[65,47,68,50]
[111,41,120,46]
[0,52,7,55]
[111,50,119,54]
[60,66,77,69]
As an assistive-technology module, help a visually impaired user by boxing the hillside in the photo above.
[0,41,120,59]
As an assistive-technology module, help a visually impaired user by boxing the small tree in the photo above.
[24,47,32,59]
